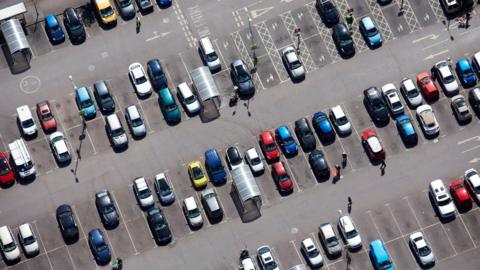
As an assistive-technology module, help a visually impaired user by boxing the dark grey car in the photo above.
[332,23,355,57]
[136,0,153,13]
[231,59,254,96]
[63,8,86,43]
[115,0,136,19]
[94,80,115,114]
[95,189,120,228]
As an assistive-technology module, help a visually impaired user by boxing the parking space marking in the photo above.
[84,128,97,155]
[395,0,421,32]
[289,239,307,265]
[178,53,194,85]
[280,11,317,73]
[457,214,477,249]
[111,190,140,255]
[65,246,77,270]
[309,232,330,270]
[71,205,87,242]
[403,196,423,229]
[367,210,385,242]
[230,32,265,90]
[440,222,458,255]
[362,0,395,41]
[426,0,446,22]
[33,222,55,270]
[334,0,369,52]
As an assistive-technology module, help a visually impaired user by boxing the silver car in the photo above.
[451,95,472,123]
[154,173,175,205]
[282,46,305,80]
[318,222,342,257]
[400,78,423,107]
[125,105,146,138]
[409,232,435,266]
[115,0,135,20]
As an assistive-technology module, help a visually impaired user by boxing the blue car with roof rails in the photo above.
[75,86,96,119]
[396,114,417,144]
[359,16,382,48]
[312,111,335,142]
[275,126,298,155]
[456,58,477,87]
[45,14,65,44]
[204,149,227,185]
[88,229,111,265]
[370,239,394,270]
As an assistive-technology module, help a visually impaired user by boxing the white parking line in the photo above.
[71,205,87,241]
[213,186,230,221]
[32,221,54,270]
[65,245,78,270]
[178,53,193,84]
[289,239,307,265]
[308,232,330,270]
[457,213,477,249]
[403,196,423,229]
[84,128,97,154]
[135,97,154,134]
[281,154,302,193]
[111,190,140,255]
[270,247,283,270]
[366,210,385,242]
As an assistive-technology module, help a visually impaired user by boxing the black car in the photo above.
[294,118,316,152]
[95,189,120,228]
[63,8,86,44]
[363,87,389,124]
[94,80,115,113]
[377,0,392,5]
[231,59,255,96]
[136,0,153,13]
[308,149,330,179]
[332,23,355,57]
[316,0,339,26]
[147,207,172,244]
[56,204,79,241]
[226,146,243,170]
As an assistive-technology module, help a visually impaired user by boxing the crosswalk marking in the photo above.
[426,0,446,22]
[228,34,264,90]
[255,21,290,81]
[395,0,422,32]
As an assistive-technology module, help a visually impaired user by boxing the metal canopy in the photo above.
[1,18,29,55]
[0,3,26,21]
[191,66,219,102]
[232,165,261,202]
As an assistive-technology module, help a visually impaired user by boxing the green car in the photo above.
[159,88,181,124]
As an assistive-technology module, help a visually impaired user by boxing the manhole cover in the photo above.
[88,65,95,71]
[20,75,41,94]
[291,227,298,234]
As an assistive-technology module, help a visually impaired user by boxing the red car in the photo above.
[450,180,472,210]
[259,131,280,162]
[272,161,293,193]
[416,72,439,101]
[36,100,57,132]
[361,130,385,161]
[0,151,14,185]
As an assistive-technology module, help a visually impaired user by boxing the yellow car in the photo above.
[94,0,117,25]
[188,161,208,189]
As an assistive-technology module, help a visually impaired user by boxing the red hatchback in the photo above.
[361,130,385,161]
[450,180,472,210]
[36,100,57,132]
[416,72,439,101]
[259,131,280,162]
[0,151,14,186]
[272,162,293,194]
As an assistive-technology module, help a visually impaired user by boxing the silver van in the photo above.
[106,114,128,148]
[8,139,36,178]
[199,37,221,72]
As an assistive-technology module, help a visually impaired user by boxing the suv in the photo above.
[56,204,79,241]
[337,215,362,250]
[201,188,223,222]
[429,179,456,219]
[316,0,339,26]
[133,177,154,209]
[256,245,279,270]
[364,87,389,124]
[93,80,115,114]
[231,59,254,95]
[154,173,175,205]
[95,189,119,228]
[432,60,459,95]
[318,223,342,257]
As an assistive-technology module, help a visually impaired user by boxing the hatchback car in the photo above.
[396,114,417,144]
[301,237,324,268]
[316,0,339,26]
[245,147,264,175]
[361,130,385,162]
[95,189,119,228]
[381,83,404,116]
[125,105,146,138]
[204,149,227,185]
[282,46,305,80]
[136,0,153,12]
[369,240,393,270]
[93,80,115,114]
[257,245,279,270]
[309,149,330,179]
[18,223,39,257]
[456,58,477,87]
[465,168,480,201]
[338,215,362,250]
[49,132,71,164]
[364,86,389,124]
[432,60,459,95]
[63,7,86,43]
[129,63,153,97]
[56,204,79,241]
[45,14,65,44]
[231,59,255,95]
[159,87,181,124]
[409,232,435,267]
[147,207,172,244]
[312,111,336,142]
[75,86,97,118]
[272,161,293,194]
[259,131,280,162]
[36,100,57,132]
[115,0,135,20]
[177,82,201,114]
[332,23,354,56]
[416,105,439,137]
[154,173,175,205]
[201,188,223,221]
[226,146,244,170]
[451,94,472,123]
[275,125,298,155]
[183,196,203,228]
[429,179,456,219]
[188,161,208,189]
[147,59,168,90]
[318,222,342,257]
[133,177,155,209]
[359,16,382,47]
[400,78,423,107]
[330,105,351,136]
[450,180,473,210]
[0,151,14,186]
[88,229,111,265]
[417,72,439,101]
[294,118,316,151]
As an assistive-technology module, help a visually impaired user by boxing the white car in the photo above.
[409,232,435,266]
[0,226,20,263]
[133,177,154,209]
[256,245,279,270]
[433,60,459,95]
[329,105,351,136]
[49,131,71,163]
[177,82,201,114]
[183,196,203,228]
[282,46,305,80]
[18,223,39,257]
[429,179,456,219]
[129,62,153,97]
[301,238,324,268]
[17,105,37,136]
[381,83,404,116]
[416,105,439,136]
[337,215,362,249]
[125,105,146,138]
[400,78,423,107]
[465,168,480,201]
[245,147,264,174]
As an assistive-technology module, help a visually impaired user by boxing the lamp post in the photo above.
[68,75,78,90]
[248,17,258,72]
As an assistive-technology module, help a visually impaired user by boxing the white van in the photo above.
[8,139,36,178]
[0,225,21,262]
[199,37,221,72]
[177,82,200,114]
[106,114,128,148]
[16,105,37,136]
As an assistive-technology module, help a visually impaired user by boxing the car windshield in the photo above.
[266,143,276,151]
[346,229,358,238]
[184,95,196,104]
[22,119,35,128]
[278,173,289,182]
[159,181,171,195]
[59,152,70,160]
[324,2,335,11]
[372,100,384,110]
[152,72,165,81]
[97,243,108,252]
[336,116,348,125]
[166,104,178,112]
[290,60,302,69]
[339,37,352,47]
[50,24,62,34]
[367,26,378,37]
[103,205,115,213]
[41,110,53,121]
[23,235,35,245]
[407,87,419,98]
[135,76,147,85]
[192,167,204,179]
[307,247,320,257]
[138,188,151,199]
[250,157,261,165]
[283,137,294,145]
[111,128,124,137]
[131,118,143,127]
[119,0,132,7]
[438,196,452,206]
[420,77,430,84]
[418,245,431,256]
[474,186,480,194]
[100,7,114,17]
[80,99,93,108]
[20,161,33,172]
[392,101,402,109]
[444,75,455,84]
[3,242,16,252]
[206,52,218,62]
[264,260,278,270]
[463,68,474,77]
[0,159,10,175]
[188,208,200,218]
[326,236,338,247]
[154,222,166,231]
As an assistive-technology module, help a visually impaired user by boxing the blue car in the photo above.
[369,240,394,270]
[359,16,382,48]
[147,59,168,90]
[88,229,111,265]
[275,126,298,155]
[44,14,65,44]
[75,86,96,118]
[396,114,417,144]
[456,58,477,87]
[157,0,172,7]
[312,111,335,142]
[204,148,227,185]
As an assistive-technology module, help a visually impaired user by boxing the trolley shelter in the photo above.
[190,66,221,122]
[231,165,262,222]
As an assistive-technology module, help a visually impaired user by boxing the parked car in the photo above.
[282,46,305,80]
[329,105,351,136]
[337,215,362,250]
[17,105,37,137]
[231,59,255,95]
[157,0,172,7]
[199,37,221,72]
[440,0,461,15]
[381,83,404,116]
[125,105,146,138]
[275,125,298,156]
[318,222,342,257]
[106,114,128,149]
[416,105,439,137]
[294,118,316,151]
[75,86,96,118]
[88,229,111,265]
[63,7,86,43]
[0,151,15,186]
[469,87,480,114]
[400,78,423,107]
[417,72,439,101]
[45,14,65,44]
[133,177,155,209]
[363,86,389,124]
[158,87,181,124]
[309,149,330,179]
[465,168,480,201]
[301,237,324,268]
[93,80,115,114]
[177,82,201,114]
[395,114,418,144]
[56,204,79,241]
[409,232,435,267]
[0,226,20,263]
[259,131,280,162]
[245,147,264,175]
[188,161,208,189]
[429,179,456,219]
[201,188,223,221]
[136,0,153,12]
[332,23,354,57]
[18,223,39,257]
[256,245,279,270]
[456,58,477,87]
[147,207,172,244]
[49,132,71,164]
[147,59,168,90]
[272,161,293,194]
[472,51,480,76]
[36,100,57,132]
[183,196,203,228]
[451,94,472,123]
[359,16,382,47]
[449,180,472,210]
[226,146,244,170]
[369,240,393,270]
[95,189,119,228]
[377,0,393,5]
[94,0,117,25]
[204,149,227,185]
[114,0,135,20]
[316,0,339,26]
[312,111,336,142]
[154,173,175,205]
[361,130,385,162]
[432,60,459,95]
[129,63,153,97]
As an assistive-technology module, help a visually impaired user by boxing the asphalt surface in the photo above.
[1,0,480,269]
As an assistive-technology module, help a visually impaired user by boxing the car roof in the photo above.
[159,88,174,104]
[365,87,381,99]
[457,58,471,70]
[272,162,286,175]
[339,215,355,231]
[438,64,452,78]
[367,136,382,153]
[370,240,389,262]
[54,138,68,153]
[361,16,375,29]
[76,87,90,100]
[94,80,109,94]
[331,105,345,118]
[473,52,480,65]
[232,59,244,67]
[184,196,197,210]
[129,63,143,76]
[302,238,315,248]
[402,78,416,91]
[430,179,447,194]
[177,82,193,98]
[260,131,274,143]
[89,229,104,244]
[134,177,148,190]
[18,223,33,238]
[334,23,348,33]
[227,146,241,159]
[45,14,59,27]
[277,126,291,139]
[246,148,259,158]
[319,222,335,238]
[147,59,163,73]
[126,105,140,118]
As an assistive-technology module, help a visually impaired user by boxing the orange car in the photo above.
[36,100,57,132]
[416,72,439,101]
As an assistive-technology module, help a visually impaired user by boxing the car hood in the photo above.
[101,99,115,111]
[368,33,382,45]
[278,179,293,190]
[83,105,96,116]
[337,122,352,134]
[239,80,254,94]
[136,82,152,95]
[160,192,175,203]
[165,108,181,121]
[341,42,355,54]
[185,100,201,114]
[96,247,111,262]
[439,202,456,216]
[190,215,203,226]
[419,252,435,265]
[409,95,423,107]
[309,253,324,265]
[347,235,362,248]
[43,118,57,130]
[24,241,39,254]
[103,211,119,226]
[140,196,154,207]
[207,58,221,70]
[284,142,297,154]
[4,246,20,261]
[325,10,339,22]
[291,66,305,78]
[112,134,127,145]
[132,124,146,136]
[23,124,37,135]
[154,226,172,241]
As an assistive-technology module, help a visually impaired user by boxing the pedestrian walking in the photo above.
[342,152,347,168]
[335,164,341,178]
[348,196,352,213]
[136,15,141,33]
[380,159,386,175]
